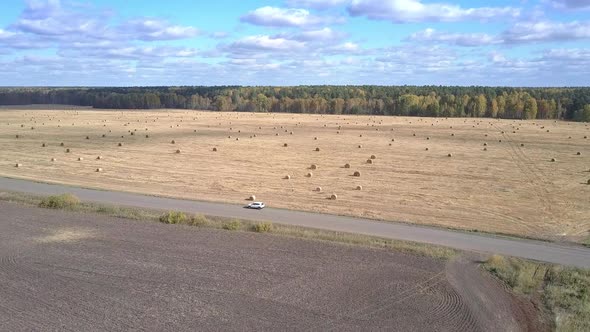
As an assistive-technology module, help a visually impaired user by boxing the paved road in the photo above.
[1,176,590,268]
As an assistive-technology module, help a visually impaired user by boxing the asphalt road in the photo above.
[1,176,590,268]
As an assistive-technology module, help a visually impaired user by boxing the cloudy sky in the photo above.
[0,0,589,86]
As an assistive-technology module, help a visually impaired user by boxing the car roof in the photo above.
[252,202,264,204]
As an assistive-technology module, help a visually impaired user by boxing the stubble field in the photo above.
[0,108,588,241]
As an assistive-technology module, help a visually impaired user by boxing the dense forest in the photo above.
[1,86,589,121]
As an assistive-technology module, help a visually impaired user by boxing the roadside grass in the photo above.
[0,190,456,260]
[39,193,80,209]
[484,255,590,332]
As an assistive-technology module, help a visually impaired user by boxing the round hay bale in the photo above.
[249,195,256,201]
[66,148,71,153]
[370,155,376,159]
[356,185,362,191]
[97,156,102,160]
[175,149,181,154]
[315,147,320,151]
[78,157,83,161]
[391,138,395,142]
[306,172,313,178]
[448,153,453,157]
[15,163,22,168]
[283,143,288,147]
[413,133,416,136]
[353,171,361,177]
[171,140,176,144]
[60,142,65,146]
[310,164,317,170]
[584,136,588,139]
[366,159,373,164]
[213,147,218,152]
[520,143,525,147]
[358,145,362,148]
[51,158,56,162]
[145,134,149,138]
[499,140,502,142]
[389,143,392,146]
[551,158,557,162]
[426,137,430,140]
[483,148,487,151]
[330,194,338,200]
[290,131,294,135]
[118,143,122,147]
[451,133,455,136]
[344,163,351,168]
[359,134,363,137]
[483,143,488,146]
[96,168,103,172]
[42,143,46,147]
[425,147,429,151]
[102,134,106,138]
[314,137,318,140]
[587,179,590,185]
[315,186,322,192]
[236,138,239,141]
[284,175,291,180]
[577,152,582,155]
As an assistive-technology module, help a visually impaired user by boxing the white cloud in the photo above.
[230,35,306,52]
[503,20,590,43]
[407,28,500,46]
[240,6,344,27]
[284,27,348,42]
[548,0,590,10]
[348,0,520,23]
[286,0,350,10]
[119,19,200,41]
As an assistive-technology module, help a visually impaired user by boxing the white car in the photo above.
[245,202,266,209]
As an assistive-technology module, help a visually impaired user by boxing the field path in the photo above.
[1,176,590,268]
[445,254,549,332]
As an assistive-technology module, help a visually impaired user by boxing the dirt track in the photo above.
[0,202,544,331]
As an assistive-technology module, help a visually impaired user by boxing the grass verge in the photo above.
[0,190,456,259]
[484,255,590,331]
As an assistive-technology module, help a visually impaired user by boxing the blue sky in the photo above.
[0,0,589,86]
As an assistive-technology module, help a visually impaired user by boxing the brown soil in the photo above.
[0,201,544,331]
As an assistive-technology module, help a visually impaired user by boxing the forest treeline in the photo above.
[1,86,589,121]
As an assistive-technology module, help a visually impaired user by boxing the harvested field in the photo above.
[0,108,589,241]
[0,201,541,331]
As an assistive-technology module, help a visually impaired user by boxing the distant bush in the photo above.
[222,220,241,231]
[159,211,188,224]
[188,214,209,227]
[253,222,273,233]
[39,193,80,209]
